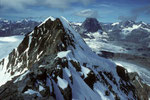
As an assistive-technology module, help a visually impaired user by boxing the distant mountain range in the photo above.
[103,20,150,46]
[1,17,150,57]
[0,18,41,36]
[71,18,150,57]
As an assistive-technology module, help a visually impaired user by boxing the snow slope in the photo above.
[84,38,127,54]
[122,24,141,36]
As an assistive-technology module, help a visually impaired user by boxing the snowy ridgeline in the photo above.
[0,16,149,100]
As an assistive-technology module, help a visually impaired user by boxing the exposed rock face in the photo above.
[0,17,145,100]
[81,18,102,33]
[116,65,129,81]
[71,18,104,39]
[116,64,150,100]
[128,72,150,100]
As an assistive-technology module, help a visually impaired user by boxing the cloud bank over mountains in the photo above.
[118,5,150,21]
[0,0,94,10]
[1,0,150,22]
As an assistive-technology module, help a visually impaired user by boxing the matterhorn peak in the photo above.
[81,17,102,33]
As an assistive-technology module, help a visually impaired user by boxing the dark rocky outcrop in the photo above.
[116,65,129,81]
[18,35,29,55]
[116,64,150,100]
[81,18,102,33]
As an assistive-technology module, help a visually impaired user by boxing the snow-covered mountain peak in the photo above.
[0,18,10,23]
[0,17,147,100]
[0,18,40,36]
[38,16,55,26]
[112,22,119,26]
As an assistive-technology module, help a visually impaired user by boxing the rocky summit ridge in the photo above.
[0,17,149,100]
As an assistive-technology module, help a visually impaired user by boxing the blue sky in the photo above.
[0,0,150,22]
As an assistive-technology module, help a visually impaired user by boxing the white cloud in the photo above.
[44,0,94,8]
[93,4,111,8]
[0,0,37,10]
[75,9,99,18]
[0,0,94,10]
